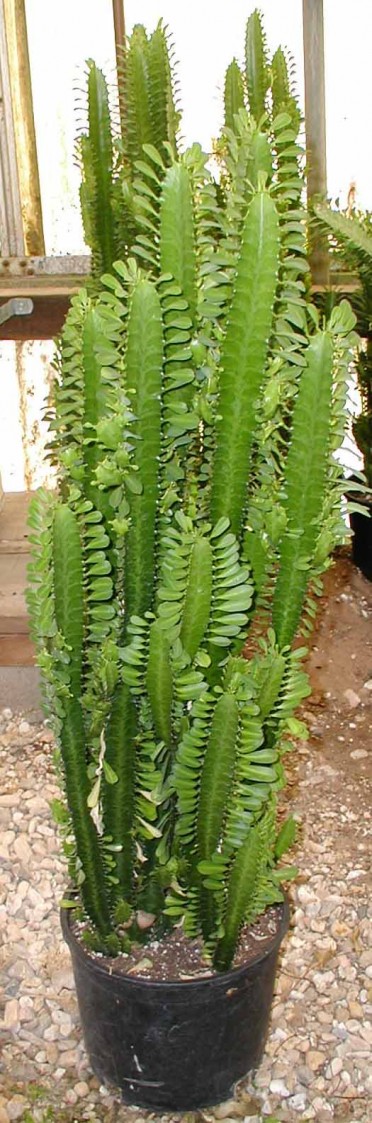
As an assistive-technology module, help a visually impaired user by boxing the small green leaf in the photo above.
[103,760,118,785]
[272,865,298,883]
[286,717,309,739]
[87,778,101,809]
[275,815,297,858]
[126,472,143,495]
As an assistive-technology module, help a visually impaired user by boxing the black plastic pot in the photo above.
[349,497,372,580]
[61,897,289,1111]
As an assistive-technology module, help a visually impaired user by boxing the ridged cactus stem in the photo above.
[82,307,112,525]
[160,163,197,327]
[224,59,246,132]
[103,684,138,900]
[196,693,239,939]
[210,189,280,538]
[124,279,163,622]
[147,23,179,157]
[272,331,334,648]
[53,506,111,933]
[81,62,115,275]
[125,26,153,166]
[245,9,270,121]
[213,817,263,971]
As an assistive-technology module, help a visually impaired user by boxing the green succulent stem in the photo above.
[214,815,266,971]
[53,505,111,933]
[224,60,245,131]
[80,62,115,276]
[103,684,138,900]
[160,163,198,325]
[272,331,334,648]
[124,279,163,621]
[210,189,280,538]
[245,9,270,121]
[146,620,173,747]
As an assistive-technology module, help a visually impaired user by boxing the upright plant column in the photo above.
[124,279,163,620]
[53,505,111,934]
[210,189,280,539]
[272,331,334,648]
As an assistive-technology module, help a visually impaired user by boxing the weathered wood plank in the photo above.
[0,0,24,255]
[0,295,71,338]
[0,494,30,637]
[0,633,35,665]
[112,0,126,137]
[302,0,329,285]
[0,491,30,541]
[3,0,44,255]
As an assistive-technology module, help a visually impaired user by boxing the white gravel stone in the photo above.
[19,721,30,734]
[50,967,75,993]
[3,999,19,1028]
[6,1099,28,1121]
[43,1025,59,1042]
[343,688,361,707]
[288,1092,307,1111]
[74,1081,90,1098]
[325,1056,343,1078]
[13,835,32,864]
[269,1079,290,1097]
[18,996,34,1022]
[64,1090,78,1106]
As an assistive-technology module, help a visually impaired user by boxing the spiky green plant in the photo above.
[28,16,357,972]
[315,202,372,488]
[78,21,180,280]
[218,9,313,595]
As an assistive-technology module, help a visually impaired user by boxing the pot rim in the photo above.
[61,891,290,990]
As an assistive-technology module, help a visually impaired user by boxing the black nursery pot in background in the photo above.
[62,898,289,1112]
[349,497,372,581]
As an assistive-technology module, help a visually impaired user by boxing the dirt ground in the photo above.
[304,552,371,809]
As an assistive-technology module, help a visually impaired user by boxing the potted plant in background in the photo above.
[315,201,372,579]
[27,11,357,1112]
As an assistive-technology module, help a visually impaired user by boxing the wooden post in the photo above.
[302,0,329,285]
[0,0,24,255]
[3,0,45,256]
[112,0,126,138]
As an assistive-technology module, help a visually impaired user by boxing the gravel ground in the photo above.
[0,562,371,1123]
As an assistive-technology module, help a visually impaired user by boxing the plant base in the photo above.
[61,898,289,1111]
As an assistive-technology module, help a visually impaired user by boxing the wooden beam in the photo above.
[302,0,329,285]
[0,255,90,337]
[0,254,90,292]
[0,295,72,339]
[3,0,45,255]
